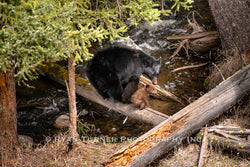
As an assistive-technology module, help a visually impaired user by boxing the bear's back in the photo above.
[93,46,139,63]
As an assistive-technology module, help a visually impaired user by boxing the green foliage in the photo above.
[77,118,95,136]
[170,0,194,11]
[0,0,193,82]
[123,0,162,26]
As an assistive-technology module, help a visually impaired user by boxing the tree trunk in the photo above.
[208,0,250,52]
[0,70,18,166]
[68,56,78,138]
[103,64,250,167]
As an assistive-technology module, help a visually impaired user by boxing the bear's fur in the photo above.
[122,75,139,103]
[131,83,157,110]
[86,46,161,101]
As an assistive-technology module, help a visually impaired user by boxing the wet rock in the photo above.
[54,114,70,129]
[119,130,132,137]
[18,135,33,148]
[109,128,118,134]
[78,109,88,116]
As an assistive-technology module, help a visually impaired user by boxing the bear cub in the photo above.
[131,83,157,110]
[122,75,139,103]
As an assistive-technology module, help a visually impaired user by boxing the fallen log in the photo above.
[103,64,250,166]
[166,13,220,55]
[166,31,218,41]
[167,31,220,54]
[41,64,169,126]
[197,126,250,154]
[189,34,220,53]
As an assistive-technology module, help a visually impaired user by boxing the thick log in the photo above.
[166,31,218,40]
[189,35,220,52]
[41,64,169,126]
[167,31,220,55]
[103,64,250,166]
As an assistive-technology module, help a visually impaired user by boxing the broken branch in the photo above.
[171,62,209,73]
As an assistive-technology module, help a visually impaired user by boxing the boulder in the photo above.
[54,114,70,129]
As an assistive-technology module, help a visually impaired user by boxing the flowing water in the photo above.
[17,1,214,142]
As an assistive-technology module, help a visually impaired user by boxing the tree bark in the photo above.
[68,56,78,138]
[0,70,18,166]
[103,64,250,167]
[208,0,250,52]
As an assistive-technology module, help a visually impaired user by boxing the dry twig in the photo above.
[171,62,209,73]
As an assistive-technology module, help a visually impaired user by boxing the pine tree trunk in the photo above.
[208,0,250,52]
[0,70,18,166]
[68,56,78,138]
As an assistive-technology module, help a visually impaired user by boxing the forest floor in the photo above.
[13,96,249,167]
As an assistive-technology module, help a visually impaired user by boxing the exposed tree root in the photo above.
[166,12,219,58]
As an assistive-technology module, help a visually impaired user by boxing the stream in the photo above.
[17,0,213,142]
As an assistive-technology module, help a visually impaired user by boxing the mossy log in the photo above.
[103,64,250,166]
[41,64,170,126]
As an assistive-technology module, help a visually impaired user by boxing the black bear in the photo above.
[122,75,139,103]
[131,83,157,110]
[86,46,161,101]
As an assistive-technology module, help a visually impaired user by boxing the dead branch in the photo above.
[140,75,184,105]
[171,62,209,73]
[187,11,205,34]
[212,62,225,81]
[208,125,250,136]
[168,39,189,59]
[197,125,250,154]
[198,126,208,167]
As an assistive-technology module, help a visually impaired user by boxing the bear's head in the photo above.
[142,56,161,85]
[145,84,157,95]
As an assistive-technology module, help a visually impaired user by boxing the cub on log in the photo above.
[122,75,139,103]
[131,83,157,110]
